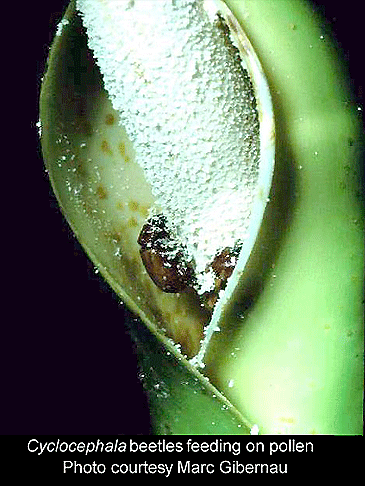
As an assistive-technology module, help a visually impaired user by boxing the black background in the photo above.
[3,1,363,435]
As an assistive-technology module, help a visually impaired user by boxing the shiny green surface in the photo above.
[205,0,364,434]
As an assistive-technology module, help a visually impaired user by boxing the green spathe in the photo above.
[205,0,364,434]
[40,0,363,435]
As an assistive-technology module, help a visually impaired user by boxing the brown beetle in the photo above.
[138,215,194,293]
[211,247,239,281]
[202,245,241,309]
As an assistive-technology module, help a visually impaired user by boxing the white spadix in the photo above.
[76,0,274,309]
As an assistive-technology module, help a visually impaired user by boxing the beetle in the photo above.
[137,214,194,293]
[138,214,241,302]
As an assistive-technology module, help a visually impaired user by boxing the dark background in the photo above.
[3,1,363,435]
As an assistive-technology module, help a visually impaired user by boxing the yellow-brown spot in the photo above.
[69,157,88,178]
[139,205,150,218]
[81,199,95,216]
[119,142,130,162]
[96,185,108,199]
[116,201,124,210]
[110,231,122,243]
[101,139,112,154]
[128,217,139,228]
[128,200,139,211]
[105,113,115,125]
[108,223,128,243]
[279,417,295,424]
